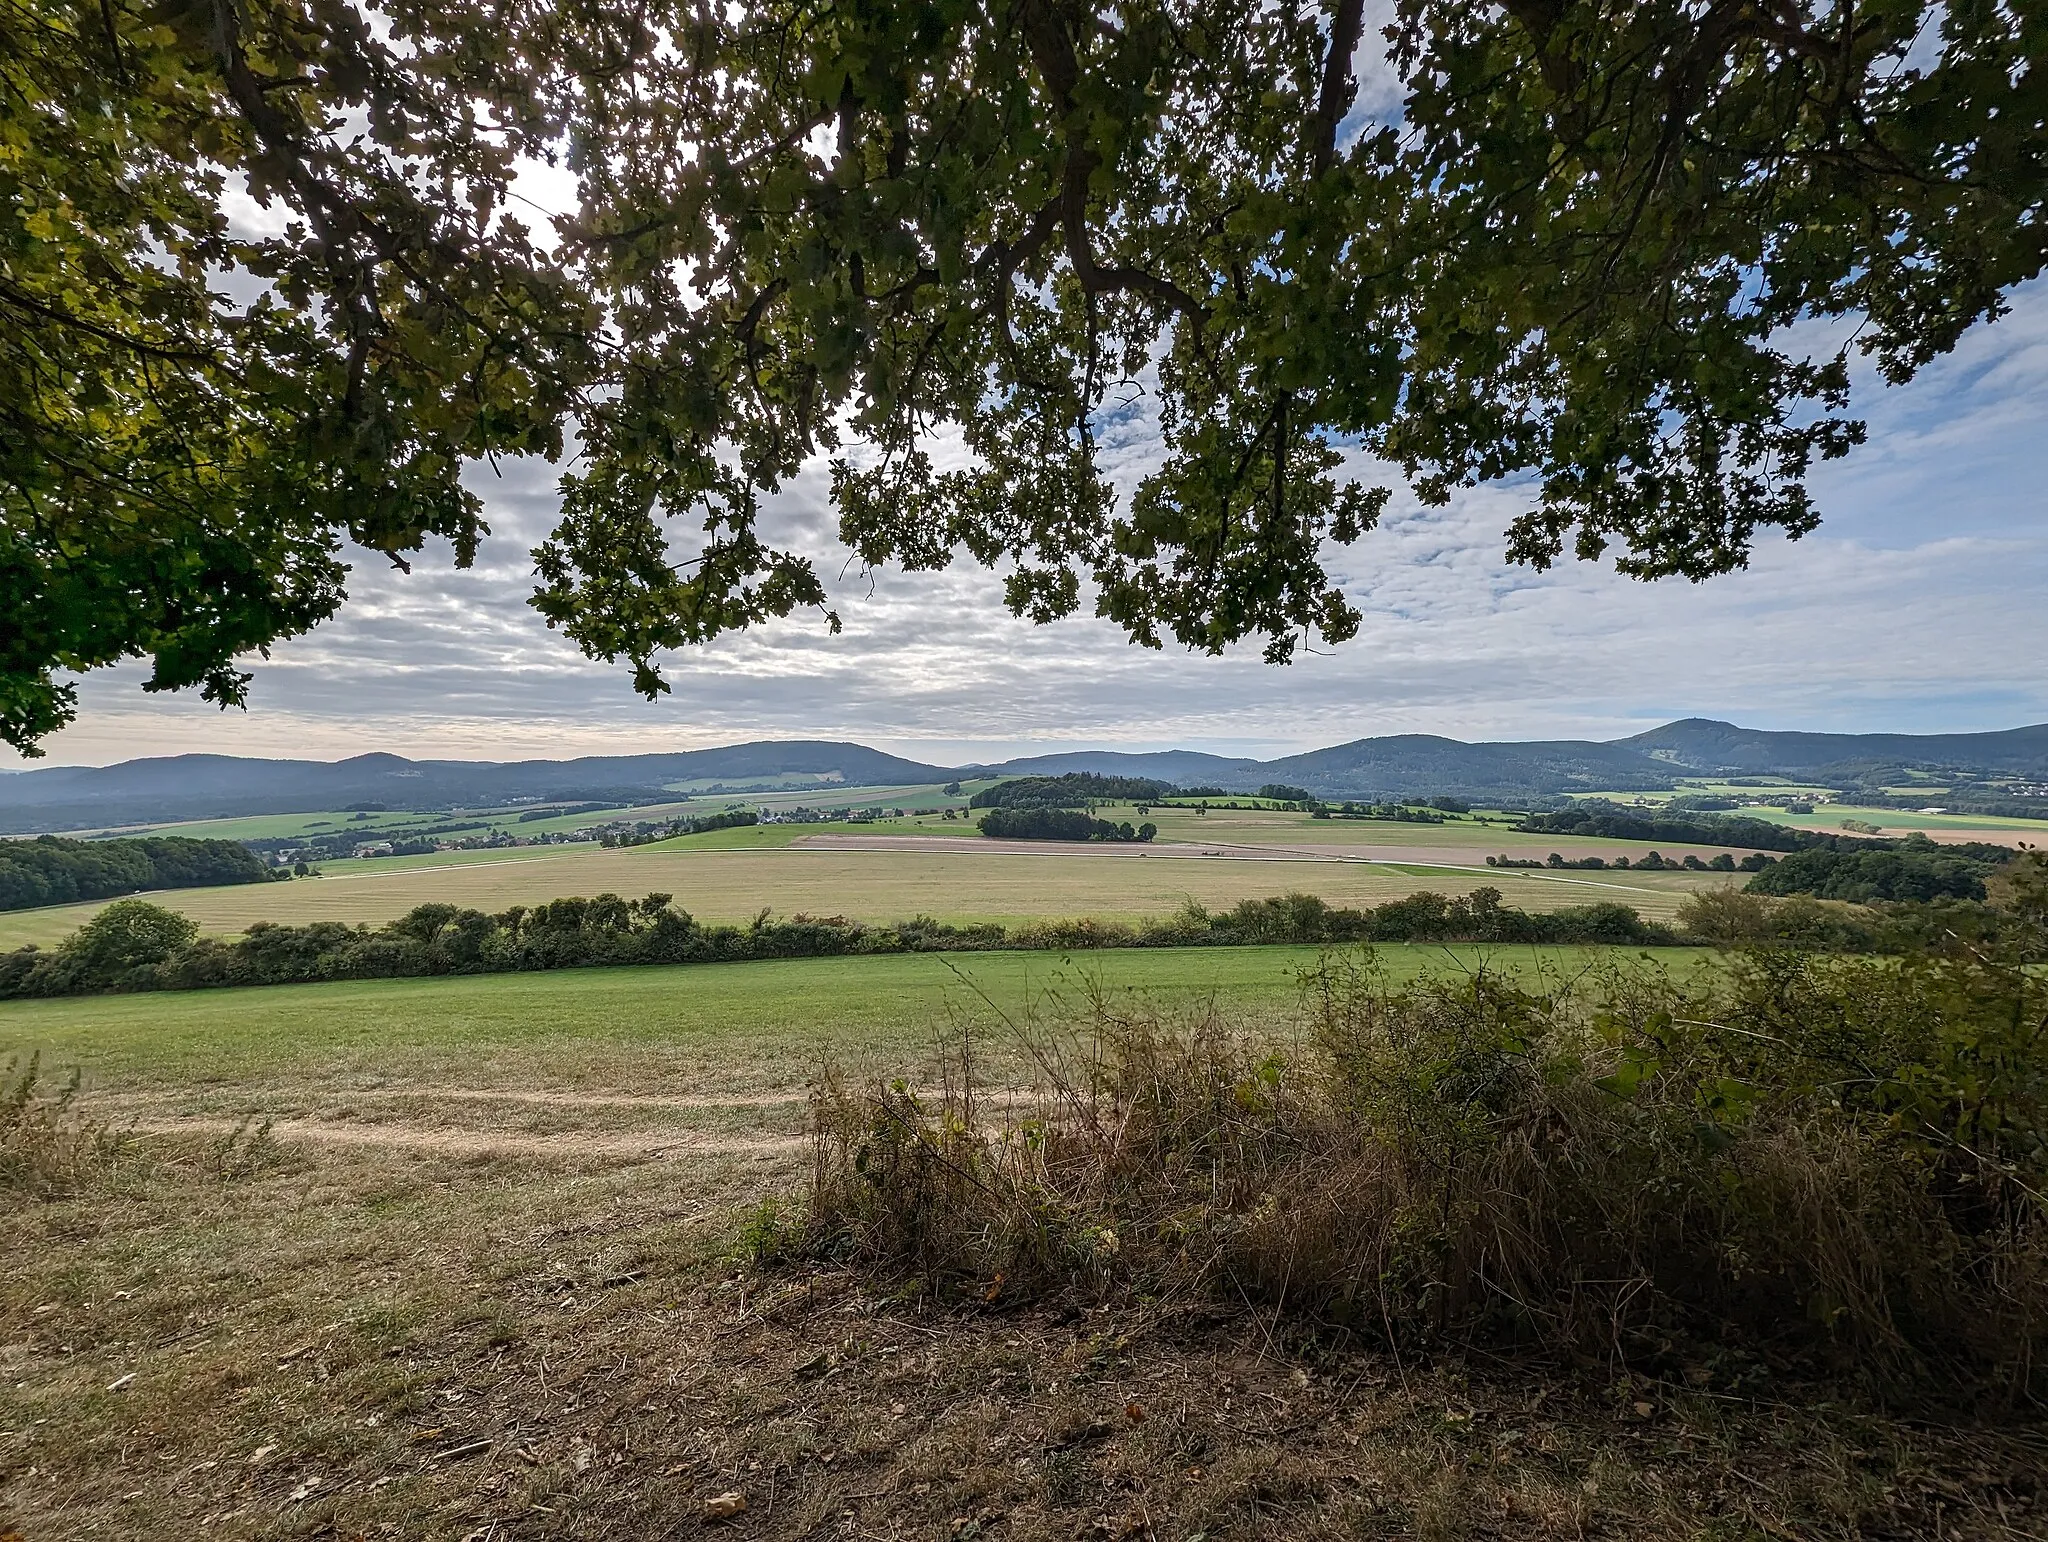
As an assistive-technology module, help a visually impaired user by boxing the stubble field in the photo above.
[0,806,1743,949]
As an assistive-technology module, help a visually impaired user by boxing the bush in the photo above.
[800,941,2048,1397]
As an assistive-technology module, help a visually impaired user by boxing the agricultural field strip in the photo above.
[798,832,1694,897]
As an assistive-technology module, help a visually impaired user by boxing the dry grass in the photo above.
[9,1124,2045,1542]
[1,1054,125,1198]
[6,955,2044,1540]
[801,952,2048,1399]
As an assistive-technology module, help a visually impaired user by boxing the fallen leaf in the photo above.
[249,1444,277,1466]
[1124,1401,1146,1423]
[702,1490,747,1520]
[287,1476,320,1503]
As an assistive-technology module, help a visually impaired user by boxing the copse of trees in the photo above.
[1516,803,1834,852]
[1745,840,2004,904]
[969,775,1170,810]
[1258,784,1312,802]
[976,809,1157,843]
[0,835,273,912]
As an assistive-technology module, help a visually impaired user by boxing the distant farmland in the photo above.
[0,805,1742,948]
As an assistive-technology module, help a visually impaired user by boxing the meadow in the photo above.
[8,939,2035,1541]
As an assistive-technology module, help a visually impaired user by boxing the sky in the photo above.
[13,38,2048,770]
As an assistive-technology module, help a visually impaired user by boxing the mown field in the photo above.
[0,805,1743,949]
[8,943,2037,1542]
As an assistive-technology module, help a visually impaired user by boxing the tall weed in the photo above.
[1,1055,123,1198]
[803,945,2047,1398]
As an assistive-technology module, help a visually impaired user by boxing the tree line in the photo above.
[0,885,1677,1000]
[968,775,1170,810]
[0,835,273,913]
[976,809,1157,843]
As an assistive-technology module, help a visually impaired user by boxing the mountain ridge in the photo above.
[3,718,2044,833]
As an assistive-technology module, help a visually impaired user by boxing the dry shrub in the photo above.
[1,1054,124,1198]
[802,949,2048,1397]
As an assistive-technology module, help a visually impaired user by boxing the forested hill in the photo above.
[6,717,2047,833]
[1618,719,2048,777]
[0,742,953,833]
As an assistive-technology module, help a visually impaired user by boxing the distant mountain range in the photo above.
[2,718,2044,834]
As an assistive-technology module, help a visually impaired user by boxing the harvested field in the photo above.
[0,829,1734,949]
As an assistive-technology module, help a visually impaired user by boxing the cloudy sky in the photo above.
[15,50,2048,769]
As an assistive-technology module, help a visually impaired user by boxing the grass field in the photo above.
[8,945,2036,1542]
[1737,803,2048,840]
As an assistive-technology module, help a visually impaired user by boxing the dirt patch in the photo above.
[117,1115,806,1161]
[91,1086,816,1113]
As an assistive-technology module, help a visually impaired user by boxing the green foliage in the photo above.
[1,0,589,753]
[0,885,1681,1000]
[1258,784,1312,802]
[1517,803,1828,852]
[56,900,201,990]
[968,774,1169,809]
[975,807,1154,841]
[9,0,2041,752]
[1746,836,2005,903]
[0,834,272,911]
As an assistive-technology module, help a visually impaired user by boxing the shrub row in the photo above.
[798,932,2048,1398]
[0,886,1679,1000]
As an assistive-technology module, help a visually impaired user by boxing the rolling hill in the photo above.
[1618,718,2048,778]
[0,743,953,833]
[4,718,2044,834]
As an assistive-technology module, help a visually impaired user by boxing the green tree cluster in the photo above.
[0,834,273,911]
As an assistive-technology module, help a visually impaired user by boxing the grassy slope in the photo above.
[0,943,1684,1094]
[6,945,2035,1542]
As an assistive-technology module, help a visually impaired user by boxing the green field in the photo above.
[0,942,1696,1097]
[1736,803,2048,838]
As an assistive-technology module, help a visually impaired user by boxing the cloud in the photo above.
[15,282,2048,770]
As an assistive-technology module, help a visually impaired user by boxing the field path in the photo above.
[113,1113,807,1161]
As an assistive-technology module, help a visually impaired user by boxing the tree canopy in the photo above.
[6,0,2041,753]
